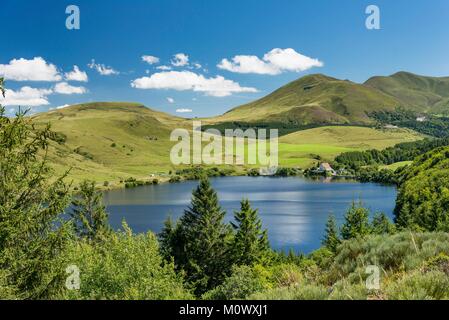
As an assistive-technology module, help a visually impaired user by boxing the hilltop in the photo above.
[33,102,190,185]
[365,71,449,115]
[207,74,401,128]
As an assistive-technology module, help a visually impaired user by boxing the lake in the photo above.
[103,176,397,253]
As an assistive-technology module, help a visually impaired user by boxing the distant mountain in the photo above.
[208,74,401,128]
[365,71,449,114]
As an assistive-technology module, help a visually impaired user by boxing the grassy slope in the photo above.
[277,126,422,167]
[34,102,191,185]
[208,74,400,125]
[33,103,423,186]
[365,71,449,114]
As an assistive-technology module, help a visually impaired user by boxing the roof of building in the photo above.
[320,162,333,171]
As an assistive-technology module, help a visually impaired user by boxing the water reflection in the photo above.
[103,176,397,253]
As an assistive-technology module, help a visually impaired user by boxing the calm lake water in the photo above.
[103,176,397,253]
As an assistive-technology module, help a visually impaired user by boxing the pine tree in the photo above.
[322,214,341,252]
[69,180,110,241]
[158,216,183,262]
[0,81,72,298]
[161,176,231,295]
[340,201,371,240]
[231,199,269,266]
[371,212,396,235]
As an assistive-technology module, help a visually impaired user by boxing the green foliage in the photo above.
[322,215,341,252]
[231,199,269,266]
[168,175,181,183]
[61,222,192,300]
[202,265,268,300]
[395,146,449,231]
[370,109,449,137]
[248,284,329,300]
[274,167,302,177]
[340,202,371,240]
[0,106,72,299]
[69,180,111,241]
[175,166,235,180]
[371,212,396,235]
[335,137,449,170]
[385,271,449,300]
[329,232,449,281]
[160,177,232,295]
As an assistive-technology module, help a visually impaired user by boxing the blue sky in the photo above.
[1,0,449,117]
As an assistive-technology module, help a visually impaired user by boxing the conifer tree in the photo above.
[0,80,72,298]
[322,214,341,252]
[161,176,231,295]
[70,180,110,241]
[340,201,371,240]
[231,199,269,266]
[371,212,396,235]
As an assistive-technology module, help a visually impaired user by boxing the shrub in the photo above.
[60,223,192,300]
[248,284,329,300]
[385,271,449,300]
[202,265,268,300]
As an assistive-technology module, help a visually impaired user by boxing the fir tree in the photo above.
[231,199,269,266]
[340,201,371,240]
[322,214,341,252]
[0,81,72,298]
[161,176,231,295]
[69,180,110,241]
[371,212,396,235]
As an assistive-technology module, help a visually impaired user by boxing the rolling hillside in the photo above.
[365,71,449,114]
[33,102,190,185]
[30,102,423,185]
[208,74,401,128]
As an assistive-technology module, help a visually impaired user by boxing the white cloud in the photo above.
[167,97,175,103]
[65,65,88,82]
[156,65,172,71]
[131,71,258,97]
[176,108,192,113]
[0,86,52,106]
[0,57,62,81]
[217,48,323,75]
[88,59,119,75]
[54,82,87,95]
[193,63,202,69]
[56,104,71,109]
[171,53,189,67]
[142,55,160,65]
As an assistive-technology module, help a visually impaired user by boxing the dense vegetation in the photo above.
[335,137,449,170]
[2,78,449,300]
[395,146,449,232]
[371,109,449,138]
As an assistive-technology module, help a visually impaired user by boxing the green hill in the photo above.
[365,71,449,115]
[208,74,401,128]
[33,102,190,185]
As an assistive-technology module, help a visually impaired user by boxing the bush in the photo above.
[169,175,181,183]
[202,265,268,300]
[248,284,329,300]
[60,223,192,300]
[385,271,449,300]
